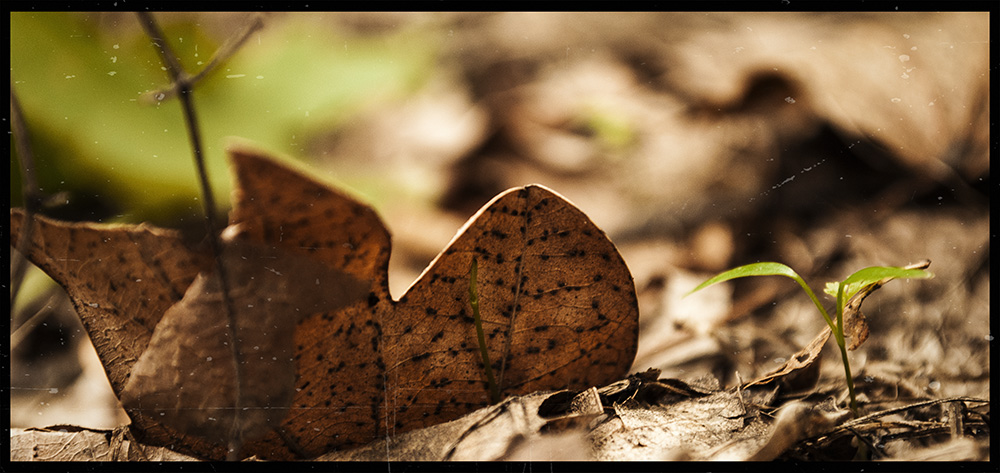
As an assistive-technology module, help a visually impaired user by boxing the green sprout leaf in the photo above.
[842,265,933,294]
[825,265,933,300]
[829,265,934,321]
[687,262,799,293]
[687,262,835,331]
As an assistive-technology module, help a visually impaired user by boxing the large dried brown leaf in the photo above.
[9,147,639,460]
[6,215,210,393]
[119,234,370,446]
[8,212,228,457]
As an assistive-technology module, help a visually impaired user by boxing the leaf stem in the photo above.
[469,258,501,404]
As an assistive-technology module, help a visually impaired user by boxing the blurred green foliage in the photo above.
[10,12,438,225]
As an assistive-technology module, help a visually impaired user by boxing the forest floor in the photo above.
[10,12,989,462]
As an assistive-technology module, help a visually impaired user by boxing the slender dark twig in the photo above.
[836,396,989,433]
[144,14,266,103]
[136,11,245,461]
[10,84,43,315]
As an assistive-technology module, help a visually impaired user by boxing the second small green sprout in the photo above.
[689,260,932,417]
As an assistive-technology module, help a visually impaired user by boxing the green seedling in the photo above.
[688,261,932,417]
[469,258,501,404]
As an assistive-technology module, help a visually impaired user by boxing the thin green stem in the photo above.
[469,258,500,404]
[834,281,858,417]
[839,341,858,416]
[789,274,837,333]
[796,273,855,417]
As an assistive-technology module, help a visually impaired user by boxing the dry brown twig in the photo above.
[134,12,267,460]
[9,84,42,314]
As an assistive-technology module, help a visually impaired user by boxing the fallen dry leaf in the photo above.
[9,210,226,456]
[9,426,201,461]
[119,232,371,448]
[744,326,832,390]
[9,146,639,460]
